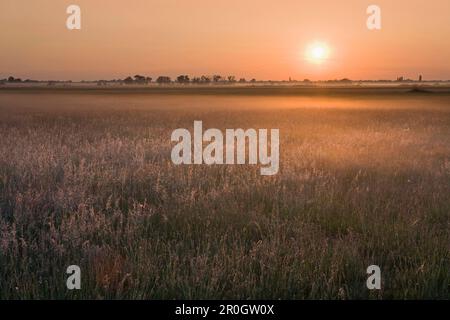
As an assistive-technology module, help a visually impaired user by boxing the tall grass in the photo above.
[0,92,449,299]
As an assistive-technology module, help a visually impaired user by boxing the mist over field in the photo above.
[0,88,449,299]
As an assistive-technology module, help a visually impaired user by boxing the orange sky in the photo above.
[1,0,450,81]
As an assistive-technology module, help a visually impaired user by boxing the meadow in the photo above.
[0,87,449,299]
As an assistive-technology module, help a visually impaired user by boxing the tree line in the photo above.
[0,75,257,85]
[118,74,256,85]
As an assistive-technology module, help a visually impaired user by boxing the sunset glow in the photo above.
[305,42,330,64]
[1,0,450,80]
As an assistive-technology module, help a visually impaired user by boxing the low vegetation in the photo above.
[0,89,449,299]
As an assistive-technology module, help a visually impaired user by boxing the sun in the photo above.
[305,42,330,64]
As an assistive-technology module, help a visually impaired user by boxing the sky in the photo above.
[1,0,450,81]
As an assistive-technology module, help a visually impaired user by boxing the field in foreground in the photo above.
[0,89,449,299]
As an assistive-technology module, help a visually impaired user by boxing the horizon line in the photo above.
[2,75,450,83]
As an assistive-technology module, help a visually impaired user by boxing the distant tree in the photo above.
[134,75,147,84]
[250,78,256,83]
[238,78,246,83]
[213,75,222,83]
[133,75,153,84]
[339,78,352,83]
[176,75,190,84]
[156,76,171,84]
[7,76,22,83]
[227,76,236,83]
[124,76,134,84]
[201,76,211,83]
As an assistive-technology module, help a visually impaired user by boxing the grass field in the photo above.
[0,87,449,299]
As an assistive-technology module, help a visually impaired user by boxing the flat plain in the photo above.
[0,86,449,299]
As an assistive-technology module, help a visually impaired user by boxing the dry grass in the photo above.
[0,90,449,299]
